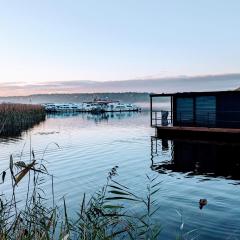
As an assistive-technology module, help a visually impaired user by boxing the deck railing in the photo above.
[151,110,240,128]
[151,111,173,127]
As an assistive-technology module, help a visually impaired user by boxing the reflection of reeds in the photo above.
[0,103,46,137]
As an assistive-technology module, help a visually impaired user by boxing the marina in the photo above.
[43,98,141,113]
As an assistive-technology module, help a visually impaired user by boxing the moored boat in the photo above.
[43,99,141,113]
[42,103,83,112]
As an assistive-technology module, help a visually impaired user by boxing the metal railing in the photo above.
[151,110,240,128]
[151,110,173,127]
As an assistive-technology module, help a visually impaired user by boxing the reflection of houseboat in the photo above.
[43,99,141,113]
[151,137,240,180]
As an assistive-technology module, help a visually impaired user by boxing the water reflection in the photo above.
[0,121,45,143]
[47,111,141,123]
[151,137,240,180]
[0,112,142,143]
[0,136,23,144]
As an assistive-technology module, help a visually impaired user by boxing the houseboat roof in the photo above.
[150,90,240,97]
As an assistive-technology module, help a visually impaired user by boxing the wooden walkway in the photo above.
[155,126,240,141]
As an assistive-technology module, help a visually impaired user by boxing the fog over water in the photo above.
[0,73,239,97]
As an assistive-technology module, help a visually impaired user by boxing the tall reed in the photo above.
[0,103,46,137]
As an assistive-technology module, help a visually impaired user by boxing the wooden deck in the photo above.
[155,125,240,141]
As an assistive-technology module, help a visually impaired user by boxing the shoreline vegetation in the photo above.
[0,103,46,137]
[0,153,195,240]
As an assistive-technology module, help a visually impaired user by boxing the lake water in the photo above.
[1,112,240,239]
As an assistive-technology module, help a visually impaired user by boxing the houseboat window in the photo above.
[176,98,194,125]
[196,96,216,127]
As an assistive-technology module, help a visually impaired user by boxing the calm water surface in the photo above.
[0,112,240,239]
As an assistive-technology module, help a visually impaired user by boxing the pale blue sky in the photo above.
[0,0,240,84]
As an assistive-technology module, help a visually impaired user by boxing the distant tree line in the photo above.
[0,92,169,104]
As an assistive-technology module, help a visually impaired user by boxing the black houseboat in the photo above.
[150,90,240,141]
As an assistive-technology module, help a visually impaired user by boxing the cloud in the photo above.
[0,73,239,97]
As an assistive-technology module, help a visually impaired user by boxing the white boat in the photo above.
[105,102,139,112]
[42,99,141,113]
[83,99,141,112]
[43,103,83,112]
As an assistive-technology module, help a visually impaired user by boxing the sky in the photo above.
[0,0,240,94]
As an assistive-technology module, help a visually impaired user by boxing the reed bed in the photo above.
[0,103,46,137]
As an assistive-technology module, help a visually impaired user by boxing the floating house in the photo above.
[150,91,240,140]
